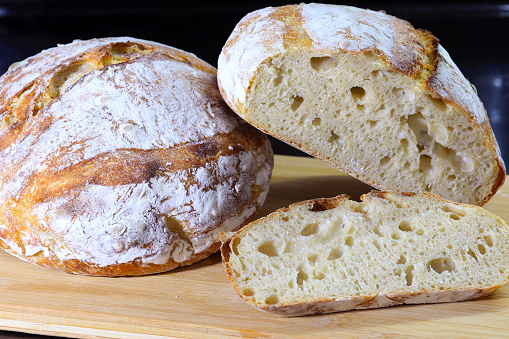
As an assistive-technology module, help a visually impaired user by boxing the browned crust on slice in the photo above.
[221,191,508,316]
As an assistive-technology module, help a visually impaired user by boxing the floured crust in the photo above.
[221,192,509,317]
[217,4,505,206]
[0,37,274,276]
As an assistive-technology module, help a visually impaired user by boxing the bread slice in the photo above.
[221,192,509,317]
[217,3,506,206]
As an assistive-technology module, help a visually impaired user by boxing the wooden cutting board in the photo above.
[0,154,508,338]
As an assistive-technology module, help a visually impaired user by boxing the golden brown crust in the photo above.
[221,191,508,317]
[0,37,274,276]
[218,4,505,206]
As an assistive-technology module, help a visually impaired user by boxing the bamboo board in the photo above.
[0,154,508,338]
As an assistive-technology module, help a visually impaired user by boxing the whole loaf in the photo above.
[0,37,274,276]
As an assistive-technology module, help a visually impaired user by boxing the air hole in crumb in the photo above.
[313,271,325,280]
[301,223,320,236]
[281,216,289,222]
[291,95,304,111]
[357,104,365,112]
[399,220,412,232]
[345,236,354,246]
[392,87,405,97]
[379,156,391,166]
[418,154,432,173]
[327,247,344,260]
[478,244,486,255]
[405,265,414,286]
[485,235,494,247]
[328,130,340,144]
[450,213,460,221]
[231,237,241,256]
[311,117,322,126]
[416,229,424,236]
[258,241,279,257]
[428,257,457,274]
[467,248,478,261]
[310,56,338,71]
[350,86,366,100]
[441,205,466,217]
[392,232,400,240]
[308,254,319,263]
[265,294,279,305]
[397,254,407,265]
[297,266,309,286]
[243,288,255,296]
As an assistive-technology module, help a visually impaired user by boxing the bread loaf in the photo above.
[217,3,505,206]
[0,37,274,276]
[221,192,509,317]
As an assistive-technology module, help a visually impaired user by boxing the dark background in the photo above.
[0,0,508,163]
[0,1,507,337]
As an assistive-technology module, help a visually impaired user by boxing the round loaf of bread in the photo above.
[218,3,505,206]
[0,37,274,276]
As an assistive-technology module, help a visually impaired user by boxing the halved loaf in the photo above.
[221,192,509,317]
[217,3,506,206]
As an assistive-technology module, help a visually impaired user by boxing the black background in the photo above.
[0,0,508,163]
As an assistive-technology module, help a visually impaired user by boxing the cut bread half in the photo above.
[221,192,509,317]
[217,3,506,206]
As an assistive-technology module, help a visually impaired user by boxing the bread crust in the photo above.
[221,191,508,316]
[0,37,274,276]
[217,4,505,206]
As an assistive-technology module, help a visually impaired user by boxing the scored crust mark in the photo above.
[221,191,509,316]
[1,42,155,134]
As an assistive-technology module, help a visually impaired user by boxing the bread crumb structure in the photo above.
[218,3,505,206]
[221,192,509,316]
[0,37,274,276]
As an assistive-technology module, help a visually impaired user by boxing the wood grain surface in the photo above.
[0,155,508,338]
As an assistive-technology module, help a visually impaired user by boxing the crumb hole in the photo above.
[313,271,325,280]
[258,241,279,257]
[350,86,366,100]
[399,220,412,232]
[291,95,304,111]
[243,288,255,296]
[311,117,322,126]
[397,254,407,265]
[418,154,432,173]
[405,265,414,286]
[328,130,340,144]
[478,243,486,255]
[301,223,320,236]
[310,56,338,71]
[308,254,319,263]
[327,247,344,260]
[467,248,478,261]
[428,257,457,274]
[265,294,279,305]
[345,236,354,246]
[379,155,391,166]
[297,266,309,287]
